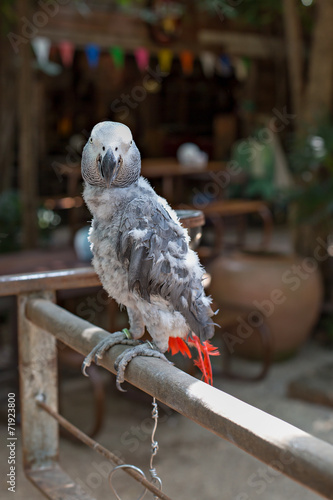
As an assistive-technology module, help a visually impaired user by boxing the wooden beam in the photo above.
[37,6,285,59]
[198,30,285,59]
[0,267,99,297]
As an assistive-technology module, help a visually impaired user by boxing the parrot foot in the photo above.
[81,329,140,376]
[114,342,172,392]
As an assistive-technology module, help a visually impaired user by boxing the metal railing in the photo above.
[1,268,333,499]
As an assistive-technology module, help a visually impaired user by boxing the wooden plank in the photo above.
[37,6,285,59]
[0,267,99,296]
[198,30,285,59]
[288,363,333,408]
[18,291,58,470]
[26,298,333,500]
[27,464,96,500]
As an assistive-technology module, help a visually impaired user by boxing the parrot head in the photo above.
[81,121,141,188]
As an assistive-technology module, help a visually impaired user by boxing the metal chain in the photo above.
[149,397,163,498]
[109,396,163,500]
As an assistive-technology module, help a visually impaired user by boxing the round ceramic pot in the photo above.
[208,251,324,359]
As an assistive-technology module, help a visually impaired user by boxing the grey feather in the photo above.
[116,197,214,342]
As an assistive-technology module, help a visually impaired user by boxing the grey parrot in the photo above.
[81,121,218,389]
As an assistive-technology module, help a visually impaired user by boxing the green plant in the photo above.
[0,190,62,252]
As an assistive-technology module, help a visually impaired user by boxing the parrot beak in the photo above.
[99,148,121,187]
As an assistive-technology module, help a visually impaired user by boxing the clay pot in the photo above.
[208,251,324,360]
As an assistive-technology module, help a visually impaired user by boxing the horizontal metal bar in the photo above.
[0,267,100,296]
[26,298,333,499]
[36,400,172,500]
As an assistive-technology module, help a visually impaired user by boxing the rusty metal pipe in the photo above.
[26,297,333,500]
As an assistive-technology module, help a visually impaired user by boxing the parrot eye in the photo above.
[102,146,105,151]
[115,147,118,151]
[89,137,93,143]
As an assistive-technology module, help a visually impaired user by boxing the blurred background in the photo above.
[1,1,333,499]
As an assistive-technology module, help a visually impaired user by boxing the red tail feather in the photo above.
[168,336,192,358]
[168,335,220,385]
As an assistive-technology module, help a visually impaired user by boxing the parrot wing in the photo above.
[116,197,214,342]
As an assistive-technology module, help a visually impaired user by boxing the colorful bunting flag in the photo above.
[134,47,149,72]
[233,56,248,82]
[110,46,125,68]
[199,51,216,78]
[216,54,233,77]
[180,50,194,75]
[31,37,51,65]
[85,44,100,68]
[158,49,173,74]
[58,40,75,67]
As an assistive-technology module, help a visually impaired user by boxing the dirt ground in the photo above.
[1,340,333,500]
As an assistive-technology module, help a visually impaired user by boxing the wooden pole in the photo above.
[18,0,38,248]
[303,0,333,126]
[18,291,58,468]
[18,291,97,500]
[282,0,303,120]
[0,34,16,192]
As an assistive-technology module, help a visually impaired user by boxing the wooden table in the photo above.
[141,158,226,203]
[187,199,273,256]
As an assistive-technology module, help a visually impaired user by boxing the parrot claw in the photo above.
[114,342,172,391]
[81,331,139,377]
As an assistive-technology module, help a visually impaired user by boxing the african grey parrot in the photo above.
[81,121,218,389]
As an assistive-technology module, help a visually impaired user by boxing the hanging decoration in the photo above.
[31,37,51,65]
[58,40,75,67]
[199,51,216,78]
[243,56,252,72]
[232,56,248,82]
[85,44,100,68]
[216,54,233,78]
[180,50,194,75]
[157,49,173,74]
[31,36,62,76]
[110,46,125,68]
[134,47,150,72]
